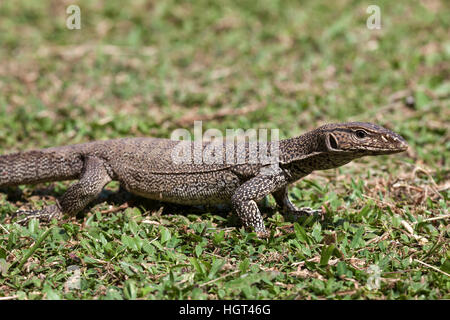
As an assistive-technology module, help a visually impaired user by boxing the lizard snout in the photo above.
[386,132,408,152]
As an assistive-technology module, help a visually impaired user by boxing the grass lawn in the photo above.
[0,0,448,299]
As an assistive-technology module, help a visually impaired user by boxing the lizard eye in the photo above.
[355,130,367,139]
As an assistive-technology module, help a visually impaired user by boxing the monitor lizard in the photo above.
[0,122,408,238]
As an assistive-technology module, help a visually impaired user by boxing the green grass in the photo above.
[0,0,449,299]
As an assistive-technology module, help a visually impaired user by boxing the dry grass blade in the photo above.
[412,214,450,225]
[401,220,429,244]
[411,166,443,199]
[0,295,18,300]
[415,259,450,278]
[0,223,9,234]
[199,270,240,287]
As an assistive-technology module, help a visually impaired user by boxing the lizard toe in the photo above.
[285,207,324,221]
[256,230,270,239]
[15,209,43,225]
[14,205,62,225]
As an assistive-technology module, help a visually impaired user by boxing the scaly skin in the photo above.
[0,122,408,237]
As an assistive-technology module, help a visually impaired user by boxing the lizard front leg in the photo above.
[272,186,323,220]
[15,156,112,225]
[231,171,287,238]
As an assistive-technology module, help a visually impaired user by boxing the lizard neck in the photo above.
[279,129,325,163]
[279,129,358,182]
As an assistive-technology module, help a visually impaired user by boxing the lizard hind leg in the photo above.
[272,187,323,221]
[15,156,112,225]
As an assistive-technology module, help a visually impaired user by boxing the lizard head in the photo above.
[322,122,408,156]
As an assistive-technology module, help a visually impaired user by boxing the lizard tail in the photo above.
[0,150,84,187]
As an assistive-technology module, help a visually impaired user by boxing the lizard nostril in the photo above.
[328,134,338,149]
[399,140,409,150]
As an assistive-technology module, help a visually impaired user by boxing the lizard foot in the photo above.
[256,230,270,239]
[285,207,323,221]
[13,204,62,225]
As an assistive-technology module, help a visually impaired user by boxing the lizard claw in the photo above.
[14,209,43,225]
[297,207,323,216]
[285,207,323,221]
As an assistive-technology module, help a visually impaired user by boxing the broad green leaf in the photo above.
[320,244,335,266]
[294,223,309,244]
